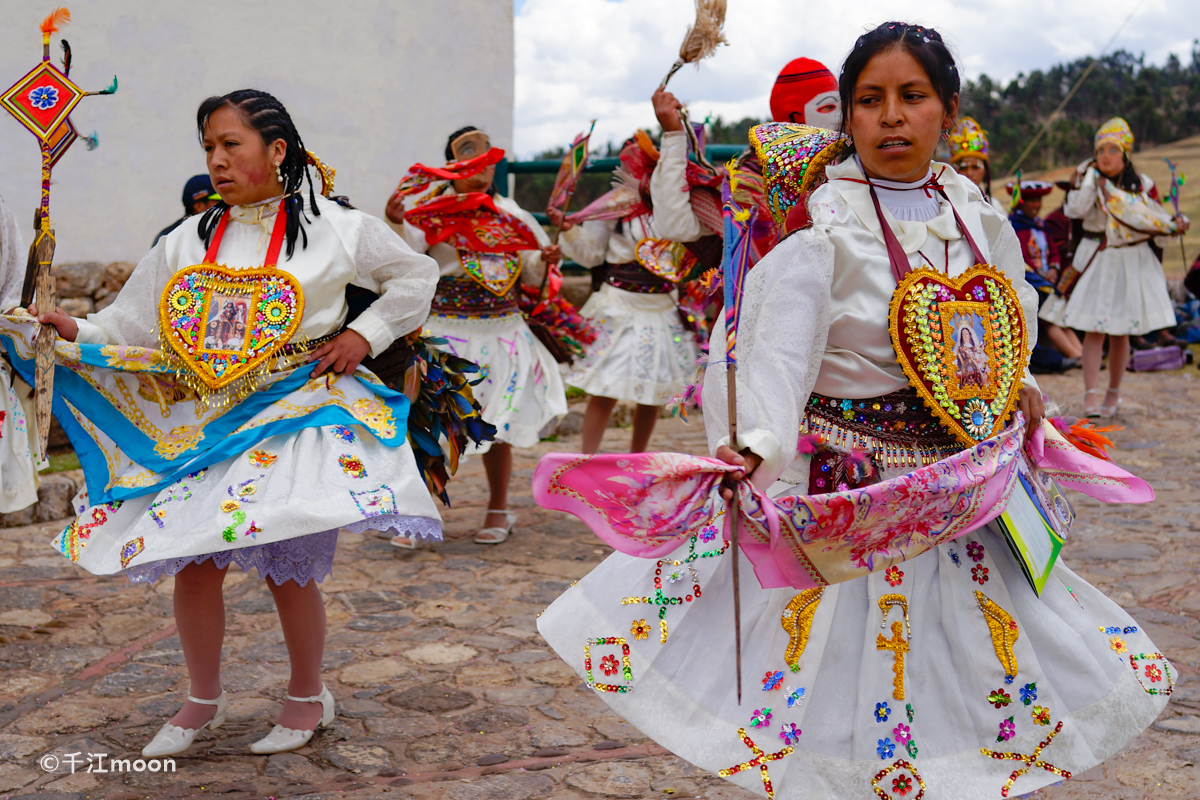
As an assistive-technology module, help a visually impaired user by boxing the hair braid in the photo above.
[195,89,322,258]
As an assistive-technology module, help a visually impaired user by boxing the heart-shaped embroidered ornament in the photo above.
[889,265,1028,447]
[159,264,304,405]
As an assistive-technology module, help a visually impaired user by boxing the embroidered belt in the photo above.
[430,276,520,318]
[605,263,676,294]
[803,389,964,493]
[279,330,340,357]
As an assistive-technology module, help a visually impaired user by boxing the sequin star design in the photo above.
[718,728,793,800]
[981,720,1072,798]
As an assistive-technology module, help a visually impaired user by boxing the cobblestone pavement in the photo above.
[0,367,1198,800]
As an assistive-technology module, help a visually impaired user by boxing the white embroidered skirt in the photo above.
[539,523,1169,800]
[424,312,567,450]
[1039,239,1176,335]
[58,423,442,580]
[566,284,699,406]
[0,360,41,514]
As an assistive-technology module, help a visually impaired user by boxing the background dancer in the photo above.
[387,127,568,545]
[1039,117,1189,417]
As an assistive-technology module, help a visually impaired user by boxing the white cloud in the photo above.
[514,0,1195,158]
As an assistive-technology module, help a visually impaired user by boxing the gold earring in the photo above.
[276,161,283,183]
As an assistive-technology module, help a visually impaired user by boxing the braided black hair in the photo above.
[838,22,960,136]
[195,89,320,258]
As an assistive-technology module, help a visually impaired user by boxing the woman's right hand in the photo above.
[652,88,685,134]
[30,305,78,342]
[715,444,762,501]
[546,207,573,232]
[384,189,406,225]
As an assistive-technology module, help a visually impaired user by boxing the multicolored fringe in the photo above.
[519,286,597,365]
[364,331,496,505]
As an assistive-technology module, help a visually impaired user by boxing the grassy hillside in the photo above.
[998,134,1200,277]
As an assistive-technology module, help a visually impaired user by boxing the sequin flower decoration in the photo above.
[875,702,891,723]
[338,454,367,479]
[248,449,277,468]
[885,566,904,587]
[630,619,651,640]
[966,541,985,562]
[892,723,911,744]
[332,425,357,444]
[665,565,687,583]
[996,717,1015,742]
[892,774,914,796]
[762,671,784,691]
[1109,636,1127,654]
[906,703,914,723]
[751,708,772,728]
[785,686,806,707]
[876,738,895,759]
[1145,664,1163,683]
[599,654,619,677]
[1031,706,1051,726]
[699,524,719,543]
[779,723,801,746]
[972,565,990,585]
[1020,683,1037,706]
[949,550,961,567]
[987,689,1012,708]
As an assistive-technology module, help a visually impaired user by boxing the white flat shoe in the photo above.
[474,509,516,545]
[249,684,335,755]
[141,691,226,758]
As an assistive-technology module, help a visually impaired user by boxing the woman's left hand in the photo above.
[1017,386,1045,441]
[309,329,370,378]
[541,244,562,265]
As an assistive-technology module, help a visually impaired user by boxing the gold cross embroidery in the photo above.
[980,720,1072,797]
[718,727,793,800]
[877,620,909,700]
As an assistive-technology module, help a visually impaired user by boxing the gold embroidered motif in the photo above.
[877,620,910,701]
[350,397,397,438]
[781,588,824,669]
[976,590,1019,680]
[153,424,206,459]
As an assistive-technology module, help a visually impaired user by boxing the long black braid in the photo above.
[195,89,320,259]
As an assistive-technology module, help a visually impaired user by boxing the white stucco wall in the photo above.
[0,0,513,263]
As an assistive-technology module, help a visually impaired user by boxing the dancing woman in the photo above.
[28,89,441,756]
[1039,118,1188,417]
[538,23,1168,798]
[386,127,568,544]
[546,134,698,454]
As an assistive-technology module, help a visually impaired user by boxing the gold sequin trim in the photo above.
[781,588,824,670]
[976,590,1019,679]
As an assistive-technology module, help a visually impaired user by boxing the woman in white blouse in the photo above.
[36,90,440,758]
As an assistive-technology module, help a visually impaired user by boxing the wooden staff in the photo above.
[32,141,57,456]
[727,359,743,706]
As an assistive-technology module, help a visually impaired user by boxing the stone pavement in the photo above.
[0,367,1198,800]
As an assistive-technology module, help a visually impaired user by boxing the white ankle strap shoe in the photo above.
[249,684,335,755]
[141,691,227,758]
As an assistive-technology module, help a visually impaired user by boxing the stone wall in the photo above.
[52,262,136,318]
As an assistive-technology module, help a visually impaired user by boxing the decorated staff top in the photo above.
[1,7,116,223]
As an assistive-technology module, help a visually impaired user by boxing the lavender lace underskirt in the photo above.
[123,516,442,586]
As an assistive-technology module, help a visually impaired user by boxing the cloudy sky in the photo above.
[513,0,1195,157]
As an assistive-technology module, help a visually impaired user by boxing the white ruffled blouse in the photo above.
[701,158,1040,487]
[74,195,438,358]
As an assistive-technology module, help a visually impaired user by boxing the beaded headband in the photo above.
[748,122,850,234]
